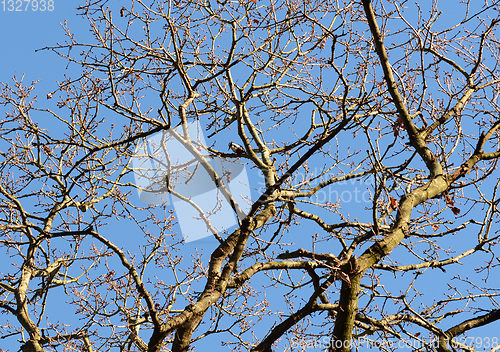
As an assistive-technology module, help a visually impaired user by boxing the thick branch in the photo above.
[361,0,443,177]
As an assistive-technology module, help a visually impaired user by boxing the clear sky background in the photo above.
[0,1,499,351]
[1,2,80,93]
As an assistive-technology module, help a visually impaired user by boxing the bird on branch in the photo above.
[228,142,246,155]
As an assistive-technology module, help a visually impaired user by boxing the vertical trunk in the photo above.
[330,273,362,352]
[171,322,199,352]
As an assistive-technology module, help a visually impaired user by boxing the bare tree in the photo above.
[2,0,500,351]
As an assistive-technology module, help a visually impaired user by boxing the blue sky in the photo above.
[1,2,79,90]
[1,1,500,351]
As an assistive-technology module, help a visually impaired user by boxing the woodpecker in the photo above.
[228,142,245,155]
